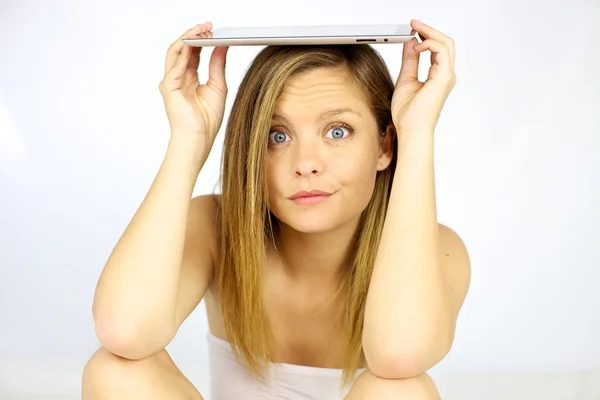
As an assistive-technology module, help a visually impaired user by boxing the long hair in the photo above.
[216,44,398,386]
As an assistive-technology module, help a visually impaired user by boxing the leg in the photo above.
[82,346,203,400]
[344,369,440,400]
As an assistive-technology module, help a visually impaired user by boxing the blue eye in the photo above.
[268,122,355,144]
[268,131,288,144]
[326,126,350,139]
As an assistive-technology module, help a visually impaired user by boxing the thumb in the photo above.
[207,46,229,93]
[396,36,420,86]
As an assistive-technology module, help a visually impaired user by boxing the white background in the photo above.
[1,0,599,398]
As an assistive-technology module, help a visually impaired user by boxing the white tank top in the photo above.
[207,332,366,399]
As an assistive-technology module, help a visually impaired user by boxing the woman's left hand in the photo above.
[391,19,456,136]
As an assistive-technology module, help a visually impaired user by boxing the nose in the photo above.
[293,138,323,177]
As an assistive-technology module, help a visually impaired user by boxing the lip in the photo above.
[289,189,333,200]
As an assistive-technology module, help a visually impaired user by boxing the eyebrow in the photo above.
[271,107,362,125]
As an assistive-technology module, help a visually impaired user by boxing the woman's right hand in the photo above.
[159,22,229,153]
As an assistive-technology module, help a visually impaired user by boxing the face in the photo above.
[265,67,394,234]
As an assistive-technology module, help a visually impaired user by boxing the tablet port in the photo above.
[356,39,376,42]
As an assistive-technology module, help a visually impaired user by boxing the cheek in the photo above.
[341,145,379,180]
[266,158,285,201]
[342,149,381,207]
[342,158,378,195]
[265,163,291,223]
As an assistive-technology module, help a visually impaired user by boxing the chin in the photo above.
[271,203,339,234]
[282,217,337,234]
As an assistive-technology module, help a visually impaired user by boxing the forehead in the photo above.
[274,67,368,113]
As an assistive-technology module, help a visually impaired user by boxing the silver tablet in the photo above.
[181,24,414,47]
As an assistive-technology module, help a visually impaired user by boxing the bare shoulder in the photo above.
[173,193,221,328]
[186,194,221,273]
[437,223,470,274]
[438,223,471,317]
[188,193,220,231]
[438,223,466,252]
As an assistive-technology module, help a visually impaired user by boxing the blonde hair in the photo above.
[215,44,398,386]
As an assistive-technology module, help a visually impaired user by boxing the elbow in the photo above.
[365,347,429,379]
[364,337,452,379]
[94,315,173,360]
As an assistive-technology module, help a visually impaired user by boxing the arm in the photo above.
[92,137,217,360]
[362,20,470,379]
[362,134,471,379]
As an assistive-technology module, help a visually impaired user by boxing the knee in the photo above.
[82,347,202,400]
[82,347,165,396]
[394,373,440,399]
[346,369,440,400]
[82,347,128,392]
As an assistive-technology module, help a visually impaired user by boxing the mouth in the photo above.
[289,190,333,205]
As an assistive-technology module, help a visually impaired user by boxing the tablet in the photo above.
[181,24,414,47]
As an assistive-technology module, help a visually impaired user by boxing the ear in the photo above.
[377,122,397,171]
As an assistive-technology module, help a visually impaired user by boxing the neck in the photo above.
[270,216,362,285]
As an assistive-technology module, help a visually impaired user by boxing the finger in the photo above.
[185,47,202,84]
[164,24,202,74]
[413,39,452,69]
[206,46,230,94]
[184,31,214,84]
[397,36,420,85]
[410,20,450,45]
[164,21,212,75]
[165,41,193,83]
[167,34,213,83]
[410,19,455,66]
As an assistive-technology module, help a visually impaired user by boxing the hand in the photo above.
[159,22,229,152]
[391,19,456,136]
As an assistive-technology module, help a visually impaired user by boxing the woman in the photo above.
[82,19,471,400]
